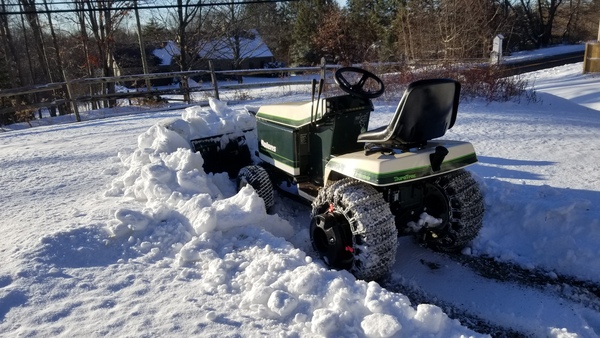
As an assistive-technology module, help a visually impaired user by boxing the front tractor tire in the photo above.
[420,169,484,252]
[237,165,275,210]
[310,178,398,281]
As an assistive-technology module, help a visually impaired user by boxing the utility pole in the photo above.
[134,0,152,92]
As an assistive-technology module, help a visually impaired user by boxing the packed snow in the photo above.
[503,44,585,63]
[1,59,599,337]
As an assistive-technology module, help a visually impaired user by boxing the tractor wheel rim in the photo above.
[310,211,353,269]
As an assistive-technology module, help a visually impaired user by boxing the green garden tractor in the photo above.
[192,67,484,281]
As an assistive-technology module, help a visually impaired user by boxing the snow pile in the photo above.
[99,98,481,337]
[180,98,256,140]
[105,99,290,241]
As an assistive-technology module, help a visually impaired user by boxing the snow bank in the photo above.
[474,178,600,281]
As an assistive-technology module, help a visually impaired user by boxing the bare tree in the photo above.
[80,0,132,107]
[206,0,274,78]
[41,0,65,82]
[149,0,214,102]
[39,0,73,115]
[17,0,70,115]
[581,0,600,39]
[394,0,506,61]
[0,0,24,87]
[509,0,564,48]
[554,0,591,43]
[394,0,439,60]
[71,0,99,109]
[438,0,506,59]
[19,0,52,82]
[133,0,151,91]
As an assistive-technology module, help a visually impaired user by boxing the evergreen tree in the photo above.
[290,0,335,65]
[143,17,172,44]
[346,0,400,62]
[243,2,293,63]
[312,5,351,63]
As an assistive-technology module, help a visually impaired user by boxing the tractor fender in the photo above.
[323,140,478,187]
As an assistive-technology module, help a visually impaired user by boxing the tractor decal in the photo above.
[260,139,277,152]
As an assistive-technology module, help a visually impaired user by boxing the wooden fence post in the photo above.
[63,70,81,122]
[209,60,220,100]
[320,57,327,82]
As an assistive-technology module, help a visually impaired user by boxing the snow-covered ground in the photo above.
[1,58,599,337]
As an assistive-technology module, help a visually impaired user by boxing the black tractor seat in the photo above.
[358,78,460,151]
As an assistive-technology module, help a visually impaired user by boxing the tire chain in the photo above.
[312,178,398,281]
[238,165,275,209]
[432,169,485,251]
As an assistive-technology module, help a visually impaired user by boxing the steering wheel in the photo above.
[334,67,385,99]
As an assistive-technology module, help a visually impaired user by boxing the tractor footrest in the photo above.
[298,181,321,199]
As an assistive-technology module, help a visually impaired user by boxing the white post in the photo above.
[490,34,504,65]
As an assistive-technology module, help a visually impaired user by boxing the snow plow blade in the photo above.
[191,131,253,178]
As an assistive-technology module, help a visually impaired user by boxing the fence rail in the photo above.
[5,59,502,125]
[0,61,341,124]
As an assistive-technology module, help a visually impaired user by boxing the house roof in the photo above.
[199,29,273,60]
[153,41,179,66]
[152,30,273,66]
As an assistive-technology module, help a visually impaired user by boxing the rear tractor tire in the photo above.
[237,165,275,210]
[420,169,484,252]
[310,178,398,281]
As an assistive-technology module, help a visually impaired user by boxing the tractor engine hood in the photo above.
[325,140,478,186]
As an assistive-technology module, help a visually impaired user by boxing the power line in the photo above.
[0,0,297,16]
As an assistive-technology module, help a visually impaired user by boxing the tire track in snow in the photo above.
[446,252,600,314]
[382,277,528,338]
[382,237,600,337]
